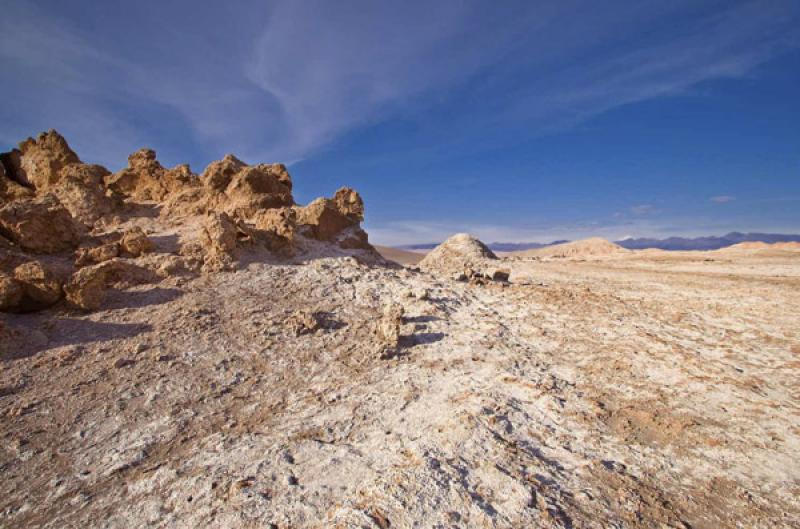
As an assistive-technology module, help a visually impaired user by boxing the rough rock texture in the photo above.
[197,213,239,273]
[50,163,115,225]
[0,129,375,313]
[119,227,154,257]
[0,195,81,253]
[419,233,497,276]
[1,130,80,190]
[0,274,23,310]
[75,243,120,267]
[295,187,371,249]
[377,302,404,351]
[64,264,109,310]
[105,149,196,202]
[11,260,63,311]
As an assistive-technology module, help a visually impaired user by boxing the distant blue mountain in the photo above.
[615,232,800,251]
[398,232,800,252]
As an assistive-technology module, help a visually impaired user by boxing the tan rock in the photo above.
[106,148,197,202]
[119,227,155,257]
[295,187,368,247]
[252,207,296,254]
[64,263,109,310]
[199,212,238,273]
[50,163,115,225]
[0,195,81,253]
[0,159,34,201]
[378,302,404,350]
[2,130,80,190]
[0,274,23,311]
[289,310,323,336]
[12,260,63,311]
[75,243,120,267]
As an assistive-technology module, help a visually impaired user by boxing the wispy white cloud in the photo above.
[710,195,736,203]
[1,0,799,169]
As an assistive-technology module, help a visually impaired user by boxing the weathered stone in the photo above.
[0,274,23,311]
[2,130,80,190]
[75,243,120,267]
[64,263,109,310]
[119,227,155,257]
[50,163,114,225]
[0,195,80,253]
[12,260,63,311]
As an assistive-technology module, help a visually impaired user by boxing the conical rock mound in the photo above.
[419,233,497,276]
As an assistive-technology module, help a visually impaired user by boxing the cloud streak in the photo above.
[2,0,798,168]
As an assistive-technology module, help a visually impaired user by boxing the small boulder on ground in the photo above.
[120,227,155,257]
[11,260,63,311]
[65,263,109,310]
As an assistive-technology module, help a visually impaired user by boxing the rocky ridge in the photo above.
[0,130,378,314]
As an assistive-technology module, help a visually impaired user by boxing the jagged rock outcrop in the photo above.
[419,233,497,278]
[49,163,116,225]
[164,155,294,220]
[1,130,80,190]
[295,187,371,249]
[0,195,81,253]
[105,148,196,202]
[0,129,376,312]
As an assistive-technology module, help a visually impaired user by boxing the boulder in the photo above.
[0,274,23,311]
[378,302,404,349]
[1,130,80,190]
[252,207,296,254]
[64,264,109,310]
[119,227,155,257]
[295,188,368,247]
[199,212,238,273]
[12,260,63,311]
[75,243,120,267]
[0,195,81,253]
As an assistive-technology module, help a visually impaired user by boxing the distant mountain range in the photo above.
[399,232,800,252]
[614,232,800,250]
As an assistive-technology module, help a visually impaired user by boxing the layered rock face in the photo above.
[0,130,377,313]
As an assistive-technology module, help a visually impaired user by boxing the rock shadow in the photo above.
[2,318,153,361]
[103,287,184,310]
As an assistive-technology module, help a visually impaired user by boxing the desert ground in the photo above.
[2,132,799,528]
[3,241,799,528]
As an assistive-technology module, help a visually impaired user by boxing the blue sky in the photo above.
[1,0,798,245]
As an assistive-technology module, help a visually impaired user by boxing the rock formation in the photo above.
[0,130,378,313]
[419,233,498,278]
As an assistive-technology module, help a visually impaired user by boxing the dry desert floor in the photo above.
[2,248,799,528]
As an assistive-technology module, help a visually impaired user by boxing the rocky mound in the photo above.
[0,130,378,313]
[419,233,508,280]
[520,237,628,259]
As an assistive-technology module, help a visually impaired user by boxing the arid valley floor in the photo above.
[3,244,799,528]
